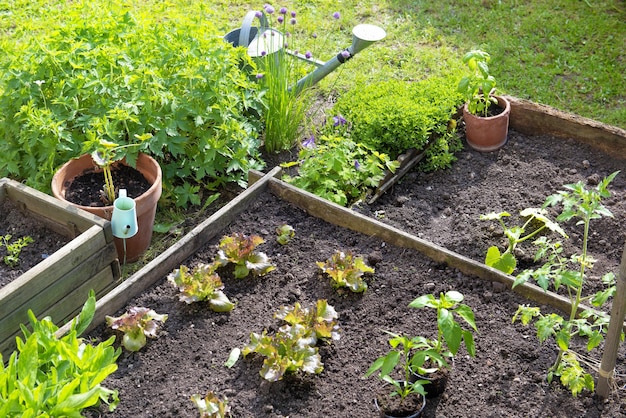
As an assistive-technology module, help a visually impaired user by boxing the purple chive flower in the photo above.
[305,51,312,59]
[279,7,287,14]
[341,50,351,59]
[264,5,275,14]
[354,160,361,170]
[277,15,284,23]
[256,73,264,79]
[290,17,296,25]
[291,11,296,17]
[333,11,340,19]
[302,135,315,148]
[333,115,347,126]
[255,10,263,18]
[261,51,267,56]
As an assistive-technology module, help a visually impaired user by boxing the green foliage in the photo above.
[331,76,464,171]
[457,49,499,117]
[282,132,399,207]
[167,263,235,312]
[409,290,478,361]
[480,208,567,275]
[0,1,265,200]
[215,233,275,279]
[242,300,340,381]
[191,391,231,418]
[1,234,34,267]
[275,224,295,245]
[0,291,120,416]
[106,306,168,352]
[364,332,436,400]
[316,250,375,293]
[508,171,620,395]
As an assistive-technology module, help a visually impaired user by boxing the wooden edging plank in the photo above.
[265,175,593,317]
[58,166,283,337]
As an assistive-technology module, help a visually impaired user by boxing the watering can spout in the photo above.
[291,24,386,95]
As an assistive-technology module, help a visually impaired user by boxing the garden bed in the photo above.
[77,99,626,417]
[0,178,121,359]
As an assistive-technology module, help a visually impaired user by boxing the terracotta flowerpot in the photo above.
[462,95,510,152]
[51,153,162,263]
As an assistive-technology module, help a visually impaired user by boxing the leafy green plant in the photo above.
[1,234,34,267]
[509,171,620,396]
[364,332,436,401]
[408,290,478,368]
[457,49,499,117]
[167,263,235,312]
[0,2,265,201]
[106,306,168,352]
[0,291,120,416]
[191,391,231,418]
[332,76,464,171]
[282,132,399,206]
[242,300,340,381]
[316,249,375,292]
[85,134,149,204]
[480,208,567,275]
[276,224,295,245]
[215,233,275,279]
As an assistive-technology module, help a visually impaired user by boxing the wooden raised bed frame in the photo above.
[62,97,626,336]
[0,178,121,358]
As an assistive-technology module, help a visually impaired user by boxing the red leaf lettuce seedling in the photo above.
[191,391,230,418]
[215,233,275,279]
[316,250,374,292]
[168,263,235,312]
[106,306,168,352]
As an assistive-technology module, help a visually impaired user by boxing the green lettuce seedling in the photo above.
[276,224,295,245]
[1,234,34,267]
[191,391,230,418]
[168,263,235,312]
[316,250,374,292]
[242,300,340,381]
[0,291,120,415]
[511,171,620,396]
[216,233,275,279]
[106,307,168,352]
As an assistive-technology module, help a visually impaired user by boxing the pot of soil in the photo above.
[462,95,510,152]
[411,366,451,399]
[51,152,162,263]
[374,388,426,418]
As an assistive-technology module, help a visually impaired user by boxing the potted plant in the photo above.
[407,290,478,397]
[51,136,162,263]
[457,49,510,152]
[365,332,432,417]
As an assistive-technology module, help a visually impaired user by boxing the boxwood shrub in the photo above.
[0,2,265,202]
[332,76,465,172]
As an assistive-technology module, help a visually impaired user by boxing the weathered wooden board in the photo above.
[0,178,120,359]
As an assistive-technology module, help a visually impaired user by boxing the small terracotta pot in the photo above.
[462,95,510,152]
[51,153,162,263]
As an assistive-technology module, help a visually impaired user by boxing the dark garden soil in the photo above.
[81,129,626,417]
[0,199,70,288]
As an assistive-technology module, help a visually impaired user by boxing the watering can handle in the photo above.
[239,10,268,48]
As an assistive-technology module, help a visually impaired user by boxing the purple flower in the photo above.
[341,50,351,59]
[279,7,287,14]
[333,11,340,19]
[256,73,264,79]
[264,4,274,14]
[305,51,312,59]
[261,51,267,56]
[333,114,347,126]
[255,10,263,18]
[291,11,296,17]
[312,32,318,39]
[302,135,315,148]
[277,15,284,23]
[354,160,361,170]
[290,17,297,25]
